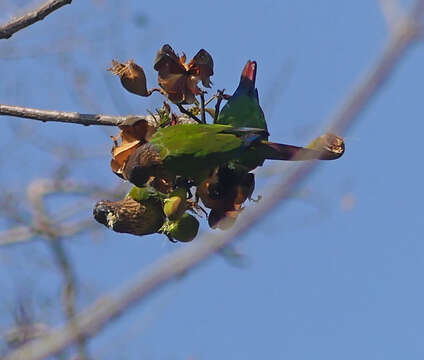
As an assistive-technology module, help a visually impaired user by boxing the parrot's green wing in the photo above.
[124,124,345,188]
[150,124,247,181]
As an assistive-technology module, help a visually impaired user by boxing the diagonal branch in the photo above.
[4,1,424,359]
[0,0,72,40]
[379,0,403,30]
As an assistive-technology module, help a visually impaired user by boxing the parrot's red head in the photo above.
[241,60,257,84]
[237,60,258,98]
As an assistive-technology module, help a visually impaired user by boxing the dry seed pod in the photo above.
[108,59,149,96]
[153,44,214,104]
[93,196,165,236]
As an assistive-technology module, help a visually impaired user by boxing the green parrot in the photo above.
[216,60,268,136]
[123,123,344,188]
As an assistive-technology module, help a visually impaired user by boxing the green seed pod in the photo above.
[163,195,187,220]
[168,213,199,242]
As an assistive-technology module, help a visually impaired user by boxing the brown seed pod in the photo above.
[93,196,165,236]
[108,59,149,97]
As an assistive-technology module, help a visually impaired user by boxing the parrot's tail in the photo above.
[262,140,344,161]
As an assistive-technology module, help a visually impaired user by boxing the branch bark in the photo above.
[0,0,72,40]
[0,104,158,127]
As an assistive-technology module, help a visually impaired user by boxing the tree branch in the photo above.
[0,104,160,127]
[0,178,117,246]
[0,104,196,127]
[0,0,72,40]
[378,0,403,30]
[27,179,90,359]
[4,1,424,359]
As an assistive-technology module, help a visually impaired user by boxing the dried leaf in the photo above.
[197,168,255,222]
[189,49,214,88]
[154,44,214,104]
[108,59,149,96]
[110,120,156,177]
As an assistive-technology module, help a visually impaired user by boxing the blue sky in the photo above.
[1,0,424,359]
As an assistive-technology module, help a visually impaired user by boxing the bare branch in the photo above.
[4,1,424,359]
[0,0,72,40]
[329,14,420,135]
[27,178,90,359]
[0,178,114,246]
[0,226,33,246]
[0,220,96,246]
[378,0,403,29]
[0,104,193,127]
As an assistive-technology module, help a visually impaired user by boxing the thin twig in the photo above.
[0,0,72,40]
[200,93,206,123]
[4,1,424,359]
[0,226,33,246]
[213,90,225,123]
[0,104,161,127]
[177,104,202,124]
[27,180,89,359]
[0,181,125,246]
[0,220,97,246]
[204,94,217,106]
